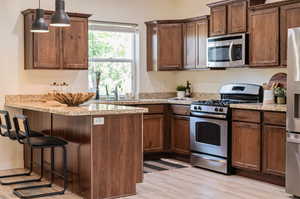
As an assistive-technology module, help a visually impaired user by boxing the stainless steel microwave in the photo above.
[207,33,248,68]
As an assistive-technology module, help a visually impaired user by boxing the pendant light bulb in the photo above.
[31,0,49,33]
[50,0,70,27]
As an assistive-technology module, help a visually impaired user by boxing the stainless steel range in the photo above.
[190,83,263,174]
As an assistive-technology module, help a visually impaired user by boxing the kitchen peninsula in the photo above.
[5,95,147,199]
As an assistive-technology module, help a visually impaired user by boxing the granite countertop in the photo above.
[5,102,148,116]
[93,98,194,105]
[230,103,287,112]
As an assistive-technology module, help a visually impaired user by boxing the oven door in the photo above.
[207,34,246,68]
[190,117,228,158]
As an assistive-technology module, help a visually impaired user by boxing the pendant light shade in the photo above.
[50,0,70,27]
[31,1,49,33]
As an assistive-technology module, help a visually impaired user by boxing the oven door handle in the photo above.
[229,41,233,62]
[191,112,227,119]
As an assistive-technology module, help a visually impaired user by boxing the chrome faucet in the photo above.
[112,85,120,101]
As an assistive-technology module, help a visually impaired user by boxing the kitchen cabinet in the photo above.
[280,3,300,66]
[143,114,164,152]
[262,111,286,176]
[232,121,261,171]
[209,5,227,36]
[249,7,279,67]
[22,9,91,70]
[227,0,247,34]
[146,21,183,71]
[232,109,286,185]
[183,16,209,69]
[171,115,190,155]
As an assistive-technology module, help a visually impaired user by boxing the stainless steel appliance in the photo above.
[190,83,263,174]
[207,33,248,68]
[286,27,300,198]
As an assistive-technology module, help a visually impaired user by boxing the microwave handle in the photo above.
[229,42,233,62]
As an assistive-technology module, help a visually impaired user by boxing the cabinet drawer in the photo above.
[170,105,191,116]
[137,105,164,114]
[232,109,261,123]
[263,112,286,126]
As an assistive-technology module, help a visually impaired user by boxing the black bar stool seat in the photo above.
[23,136,68,147]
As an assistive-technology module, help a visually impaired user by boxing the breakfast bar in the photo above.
[5,97,147,199]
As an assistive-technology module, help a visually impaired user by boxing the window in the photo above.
[88,21,138,98]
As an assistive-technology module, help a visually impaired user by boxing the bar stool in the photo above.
[12,115,68,199]
[0,110,44,185]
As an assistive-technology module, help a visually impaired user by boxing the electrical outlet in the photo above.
[93,117,104,125]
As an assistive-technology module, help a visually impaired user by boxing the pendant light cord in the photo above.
[39,0,41,9]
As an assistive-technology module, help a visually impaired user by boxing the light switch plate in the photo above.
[93,117,104,125]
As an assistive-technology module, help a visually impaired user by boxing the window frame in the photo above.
[88,20,139,98]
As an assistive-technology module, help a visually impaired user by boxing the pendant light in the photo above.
[50,0,70,27]
[31,0,49,33]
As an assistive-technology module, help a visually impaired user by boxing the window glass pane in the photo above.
[89,30,133,59]
[89,62,132,96]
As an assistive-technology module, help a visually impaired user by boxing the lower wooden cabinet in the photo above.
[262,125,286,176]
[232,121,261,171]
[171,115,190,155]
[143,114,164,152]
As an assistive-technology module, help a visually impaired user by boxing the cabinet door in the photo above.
[249,8,279,67]
[171,115,190,155]
[196,19,209,68]
[210,5,227,36]
[262,125,286,176]
[183,22,197,69]
[232,122,261,171]
[62,17,88,69]
[33,15,61,69]
[228,0,247,34]
[157,24,183,70]
[143,115,164,152]
[280,3,300,66]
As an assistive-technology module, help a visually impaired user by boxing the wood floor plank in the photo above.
[0,166,290,199]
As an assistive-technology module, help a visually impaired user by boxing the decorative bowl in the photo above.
[48,92,95,107]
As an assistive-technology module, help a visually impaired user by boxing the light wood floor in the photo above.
[0,167,291,199]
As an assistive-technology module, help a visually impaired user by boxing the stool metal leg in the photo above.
[13,146,68,199]
[0,147,42,185]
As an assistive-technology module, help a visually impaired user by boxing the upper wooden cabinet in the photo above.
[183,16,209,69]
[280,2,300,66]
[210,5,227,36]
[22,9,91,70]
[228,0,247,34]
[146,21,183,71]
[249,7,279,67]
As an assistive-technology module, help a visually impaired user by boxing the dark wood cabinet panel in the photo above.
[143,114,164,152]
[232,121,261,171]
[210,5,227,36]
[263,111,286,126]
[196,19,209,68]
[171,115,190,155]
[62,17,88,69]
[183,22,197,69]
[137,105,164,114]
[170,105,190,116]
[22,9,91,70]
[33,16,61,69]
[232,109,261,123]
[262,125,286,176]
[280,3,300,66]
[249,7,279,67]
[157,24,183,70]
[228,0,247,33]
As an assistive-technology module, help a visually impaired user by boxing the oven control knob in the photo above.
[214,108,219,112]
[198,106,202,111]
[219,108,224,112]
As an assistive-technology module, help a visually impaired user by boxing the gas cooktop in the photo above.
[192,99,257,107]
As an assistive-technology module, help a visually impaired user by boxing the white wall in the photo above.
[173,0,287,93]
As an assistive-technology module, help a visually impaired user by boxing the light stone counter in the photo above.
[230,103,287,112]
[5,102,148,116]
[93,98,195,105]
